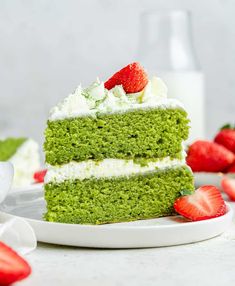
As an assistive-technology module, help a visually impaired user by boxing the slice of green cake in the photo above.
[44,62,194,224]
[0,137,40,187]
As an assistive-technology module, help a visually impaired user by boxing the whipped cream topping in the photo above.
[45,156,187,183]
[9,139,41,187]
[49,77,184,121]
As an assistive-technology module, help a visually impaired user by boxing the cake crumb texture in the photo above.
[44,108,189,166]
[44,166,194,224]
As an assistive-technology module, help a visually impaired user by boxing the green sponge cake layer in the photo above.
[44,108,189,166]
[0,137,27,161]
[44,166,194,224]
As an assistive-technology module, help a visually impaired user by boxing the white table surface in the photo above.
[16,203,235,286]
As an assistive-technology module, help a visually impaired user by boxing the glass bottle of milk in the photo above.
[138,10,205,143]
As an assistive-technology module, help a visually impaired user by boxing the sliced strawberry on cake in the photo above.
[174,185,226,221]
[104,62,148,93]
[186,140,235,172]
[0,242,31,285]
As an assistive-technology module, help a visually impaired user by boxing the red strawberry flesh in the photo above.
[0,242,31,285]
[186,140,235,172]
[214,128,235,153]
[104,62,148,93]
[174,185,226,221]
[34,169,47,183]
[221,177,235,201]
[227,162,235,173]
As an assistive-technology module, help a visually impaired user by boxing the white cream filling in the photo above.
[45,156,186,183]
[9,139,41,187]
[48,77,185,121]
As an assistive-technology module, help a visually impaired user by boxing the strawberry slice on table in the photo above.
[0,242,31,285]
[214,124,235,153]
[221,176,235,201]
[104,62,148,93]
[186,140,235,172]
[174,186,226,221]
[34,169,47,183]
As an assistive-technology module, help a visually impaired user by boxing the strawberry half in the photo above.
[174,186,226,221]
[104,62,148,93]
[0,242,31,285]
[221,176,235,201]
[214,125,235,153]
[186,140,235,172]
[34,169,47,183]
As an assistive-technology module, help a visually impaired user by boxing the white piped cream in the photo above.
[48,77,185,121]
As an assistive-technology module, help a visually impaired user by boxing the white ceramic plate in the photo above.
[0,186,233,248]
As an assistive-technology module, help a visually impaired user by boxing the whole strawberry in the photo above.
[186,140,235,172]
[214,124,235,153]
[104,62,148,93]
[227,162,235,173]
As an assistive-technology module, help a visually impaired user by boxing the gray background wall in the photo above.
[0,0,234,149]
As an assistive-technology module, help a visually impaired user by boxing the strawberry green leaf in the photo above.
[180,189,194,196]
[220,123,234,130]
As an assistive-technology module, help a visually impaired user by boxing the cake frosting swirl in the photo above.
[49,77,184,121]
